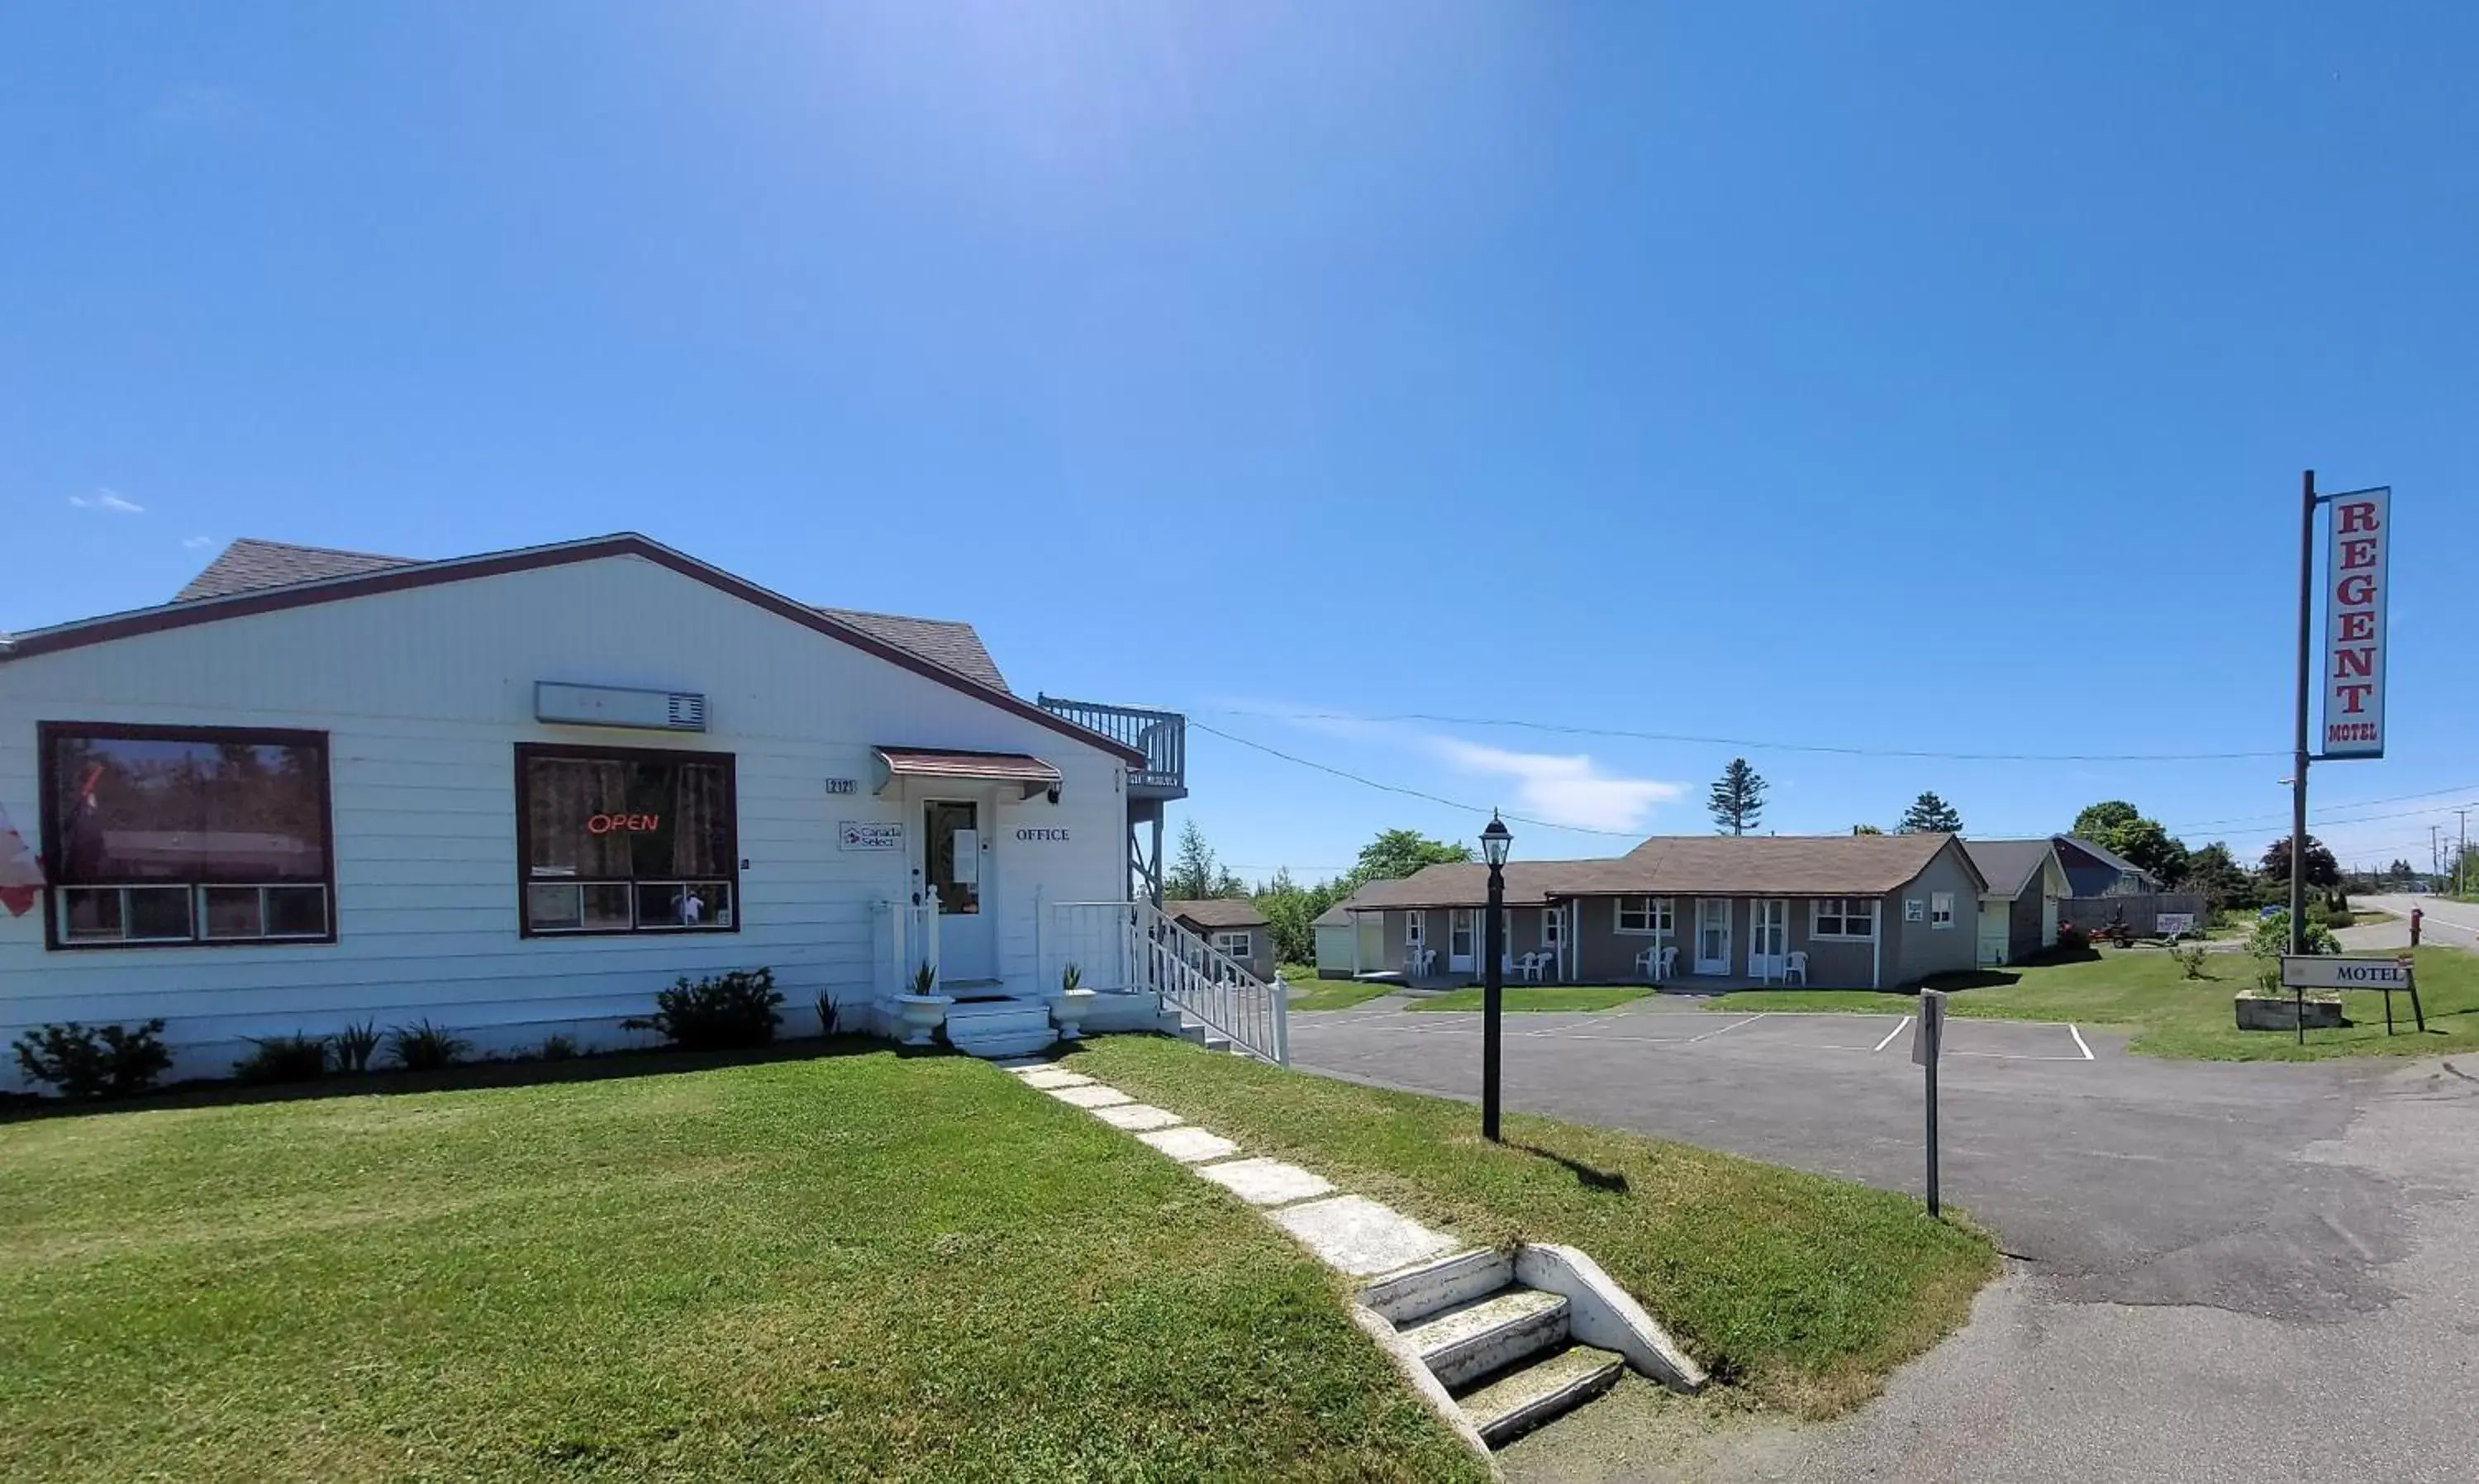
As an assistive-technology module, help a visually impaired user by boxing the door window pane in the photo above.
[925,801,981,915]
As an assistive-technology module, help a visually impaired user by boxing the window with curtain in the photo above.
[517,744,737,935]
[43,724,333,948]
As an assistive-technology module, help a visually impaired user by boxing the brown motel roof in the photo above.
[1165,898,1270,930]
[169,538,1011,692]
[1344,833,1977,911]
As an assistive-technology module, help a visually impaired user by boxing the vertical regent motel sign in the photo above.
[2322,488,2389,759]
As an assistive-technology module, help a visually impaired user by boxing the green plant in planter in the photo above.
[911,961,939,997]
[11,1020,173,1101]
[625,968,784,1051]
[234,1034,330,1085]
[331,1020,383,1073]
[387,1020,469,1072]
[1061,962,1082,994]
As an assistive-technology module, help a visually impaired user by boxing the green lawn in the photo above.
[1706,946,2479,1062]
[1288,978,1401,1012]
[1068,1038,1996,1418]
[0,1046,1486,1482]
[1405,986,1650,1013]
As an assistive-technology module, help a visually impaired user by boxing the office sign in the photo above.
[2280,954,2412,991]
[839,821,902,852]
[2322,487,2389,759]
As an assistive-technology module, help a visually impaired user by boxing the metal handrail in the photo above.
[1035,694,1186,791]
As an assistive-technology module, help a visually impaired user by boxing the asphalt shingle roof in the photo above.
[1963,839,2059,898]
[1166,898,1269,930]
[1343,833,1974,910]
[171,539,1008,691]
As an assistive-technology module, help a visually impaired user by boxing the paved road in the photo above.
[1288,995,2479,1482]
[2358,892,2479,953]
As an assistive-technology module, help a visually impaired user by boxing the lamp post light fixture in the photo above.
[1479,811,1512,1143]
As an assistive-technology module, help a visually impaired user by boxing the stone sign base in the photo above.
[2234,995,2345,1032]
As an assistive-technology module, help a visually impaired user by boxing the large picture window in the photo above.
[516,744,737,935]
[1813,897,1878,939]
[40,723,334,949]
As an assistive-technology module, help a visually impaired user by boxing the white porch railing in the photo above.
[1044,898,1288,1066]
[874,897,941,1000]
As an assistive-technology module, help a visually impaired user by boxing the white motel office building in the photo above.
[0,535,1188,1088]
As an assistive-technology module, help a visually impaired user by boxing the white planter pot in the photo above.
[1049,987,1098,1040]
[894,993,953,1047]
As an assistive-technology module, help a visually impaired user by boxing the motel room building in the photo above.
[1340,832,1987,991]
[0,535,1174,1087]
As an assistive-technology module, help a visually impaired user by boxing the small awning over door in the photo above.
[873,747,1063,799]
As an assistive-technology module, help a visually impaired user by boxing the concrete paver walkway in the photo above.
[1002,1057,1463,1282]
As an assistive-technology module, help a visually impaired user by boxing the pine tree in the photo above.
[1898,792,1963,834]
[1166,820,1225,900]
[1707,758,1768,835]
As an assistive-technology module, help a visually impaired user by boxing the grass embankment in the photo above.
[1068,1038,1996,1418]
[1406,986,1650,1013]
[0,1048,1485,1482]
[1707,946,2479,1062]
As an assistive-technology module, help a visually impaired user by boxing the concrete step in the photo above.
[949,1029,1058,1060]
[1361,1249,1515,1326]
[1455,1344,1626,1448]
[1399,1287,1571,1391]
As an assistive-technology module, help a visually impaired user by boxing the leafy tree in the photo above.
[1708,758,1768,835]
[1166,820,1244,900]
[1342,828,1473,890]
[2258,835,2341,894]
[2182,841,2254,911]
[2071,800,2142,842]
[1852,823,1884,835]
[1897,792,1963,834]
[2388,859,2415,884]
[1251,867,1349,966]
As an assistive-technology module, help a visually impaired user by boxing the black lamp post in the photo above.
[1479,811,1512,1142]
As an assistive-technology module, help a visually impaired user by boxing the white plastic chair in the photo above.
[1783,951,1808,986]
[1515,952,1545,983]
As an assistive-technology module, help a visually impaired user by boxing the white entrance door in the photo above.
[1694,898,1732,976]
[923,799,995,982]
[1448,909,1477,973]
[1749,898,1789,981]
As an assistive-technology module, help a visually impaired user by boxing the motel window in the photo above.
[1615,897,1672,935]
[1813,898,1878,939]
[1931,892,1955,929]
[1406,911,1425,946]
[517,744,737,935]
[1213,930,1254,961]
[41,723,334,949]
[1541,906,1563,948]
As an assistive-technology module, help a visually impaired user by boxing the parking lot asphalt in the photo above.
[1290,996,2479,1482]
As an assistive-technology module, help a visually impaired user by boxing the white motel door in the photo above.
[1694,898,1732,976]
[923,799,996,983]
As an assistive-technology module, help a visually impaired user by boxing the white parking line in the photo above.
[1872,1016,1913,1053]
[2070,1024,2093,1061]
[1688,1013,1768,1042]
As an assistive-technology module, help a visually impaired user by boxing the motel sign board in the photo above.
[2321,487,2389,759]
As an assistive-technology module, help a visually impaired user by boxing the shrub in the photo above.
[233,1034,331,1086]
[2054,923,2090,953]
[814,992,838,1038]
[626,968,783,1051]
[2170,941,2211,980]
[331,1020,383,1073]
[12,1020,174,1101]
[387,1020,469,1072]
[537,1034,579,1062]
[2248,910,2338,963]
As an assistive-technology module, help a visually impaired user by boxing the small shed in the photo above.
[1164,898,1276,983]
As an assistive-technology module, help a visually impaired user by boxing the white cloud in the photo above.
[1430,738,1684,832]
[182,535,214,549]
[69,488,144,515]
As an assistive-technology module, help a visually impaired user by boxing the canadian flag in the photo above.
[0,801,42,917]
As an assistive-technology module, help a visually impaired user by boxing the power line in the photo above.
[1187,720,1644,838]
[1201,706,2287,763]
[2163,782,2479,833]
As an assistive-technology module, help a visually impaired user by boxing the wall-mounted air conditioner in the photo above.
[535,682,709,733]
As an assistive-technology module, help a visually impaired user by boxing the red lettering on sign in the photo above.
[2338,537,2378,571]
[586,813,661,835]
[2334,647,2375,680]
[2336,500,2381,535]
[2336,574,2377,606]
[2334,683,2375,715]
[2339,611,2376,641]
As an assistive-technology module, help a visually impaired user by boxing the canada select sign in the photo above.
[2322,488,2389,759]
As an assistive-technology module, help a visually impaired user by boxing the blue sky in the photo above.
[5,3,2473,881]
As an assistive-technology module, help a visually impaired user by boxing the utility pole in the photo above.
[2460,808,2472,900]
[2290,470,2315,955]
